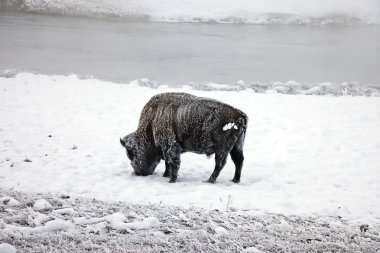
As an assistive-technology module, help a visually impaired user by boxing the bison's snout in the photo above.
[133,170,153,176]
[130,155,159,177]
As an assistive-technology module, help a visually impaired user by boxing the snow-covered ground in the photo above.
[1,188,379,252]
[0,73,379,226]
[1,0,379,24]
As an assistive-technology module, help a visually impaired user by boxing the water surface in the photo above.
[0,11,379,85]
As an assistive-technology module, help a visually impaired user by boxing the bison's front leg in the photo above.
[208,152,228,183]
[163,161,171,178]
[164,143,181,183]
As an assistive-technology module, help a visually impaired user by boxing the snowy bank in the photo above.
[2,71,379,97]
[1,0,379,25]
[0,73,379,225]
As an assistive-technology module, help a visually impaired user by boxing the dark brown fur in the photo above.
[120,92,247,183]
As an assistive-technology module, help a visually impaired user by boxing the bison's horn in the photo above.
[120,138,126,147]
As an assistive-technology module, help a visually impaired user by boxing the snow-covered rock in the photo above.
[33,199,52,211]
[53,208,77,215]
[42,219,73,232]
[0,243,16,253]
[5,218,73,234]
[243,246,262,253]
[272,80,302,94]
[28,209,52,226]
[0,196,20,207]
[215,226,228,234]
[107,213,160,231]
[305,86,323,95]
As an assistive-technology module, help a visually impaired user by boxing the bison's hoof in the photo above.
[208,178,216,184]
[232,178,240,183]
[169,178,177,183]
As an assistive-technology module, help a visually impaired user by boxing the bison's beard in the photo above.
[132,158,160,176]
[122,132,162,177]
[130,149,161,176]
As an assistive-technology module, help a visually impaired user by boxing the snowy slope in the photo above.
[0,73,379,224]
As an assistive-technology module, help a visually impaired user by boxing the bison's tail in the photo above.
[237,113,248,143]
[237,113,248,131]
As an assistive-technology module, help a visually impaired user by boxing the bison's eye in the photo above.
[127,149,134,160]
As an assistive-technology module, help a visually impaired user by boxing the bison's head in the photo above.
[120,132,160,176]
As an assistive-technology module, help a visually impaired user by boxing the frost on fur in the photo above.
[223,122,238,131]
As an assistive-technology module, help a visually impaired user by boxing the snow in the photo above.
[305,86,323,96]
[123,217,160,230]
[243,246,262,253]
[223,123,238,131]
[0,73,380,225]
[107,214,160,231]
[1,71,379,96]
[28,209,51,226]
[1,0,379,24]
[69,211,159,232]
[1,188,378,252]
[104,212,159,231]
[214,226,228,235]
[0,196,20,207]
[53,207,77,215]
[4,218,73,234]
[42,219,73,232]
[0,244,16,253]
[33,199,52,211]
[272,81,302,94]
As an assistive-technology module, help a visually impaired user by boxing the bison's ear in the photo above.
[120,138,126,147]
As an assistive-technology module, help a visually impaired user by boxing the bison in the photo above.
[120,92,248,183]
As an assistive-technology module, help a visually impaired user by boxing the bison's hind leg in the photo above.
[208,152,228,183]
[230,145,244,183]
[230,131,245,183]
[208,127,246,184]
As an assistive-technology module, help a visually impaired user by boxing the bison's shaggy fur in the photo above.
[120,92,248,183]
